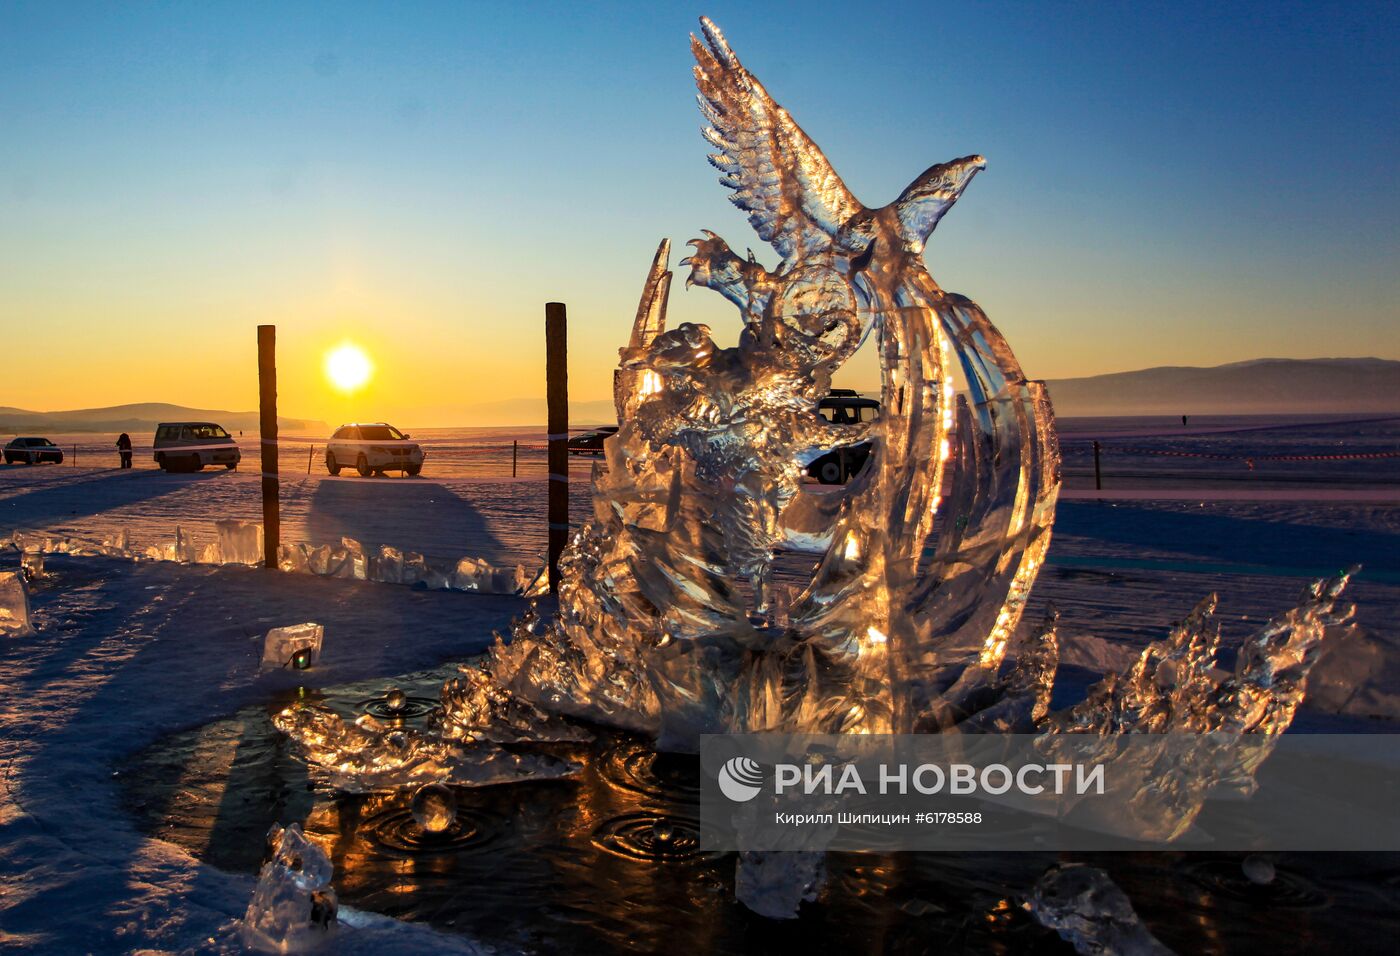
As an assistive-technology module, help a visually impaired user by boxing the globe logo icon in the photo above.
[717,756,765,802]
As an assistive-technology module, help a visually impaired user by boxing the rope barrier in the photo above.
[1093,447,1400,463]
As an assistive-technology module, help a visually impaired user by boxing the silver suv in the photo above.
[325,423,424,478]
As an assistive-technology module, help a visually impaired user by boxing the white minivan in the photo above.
[153,422,241,472]
[325,423,424,478]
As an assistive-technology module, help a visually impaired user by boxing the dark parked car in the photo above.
[568,426,619,456]
[807,391,881,484]
[4,437,64,465]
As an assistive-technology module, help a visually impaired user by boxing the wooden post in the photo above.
[1093,440,1102,491]
[512,439,519,478]
[258,325,279,568]
[546,303,568,593]
[307,445,314,475]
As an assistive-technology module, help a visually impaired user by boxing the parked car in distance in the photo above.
[153,422,240,472]
[325,423,424,477]
[806,390,881,484]
[4,436,63,465]
[567,426,619,456]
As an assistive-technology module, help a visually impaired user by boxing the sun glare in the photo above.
[325,343,372,393]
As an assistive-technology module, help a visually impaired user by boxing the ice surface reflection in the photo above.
[124,665,1400,954]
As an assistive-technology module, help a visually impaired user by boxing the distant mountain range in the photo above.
[0,403,325,434]
[464,359,1398,424]
[469,358,1400,424]
[5,359,1396,432]
[1042,358,1400,416]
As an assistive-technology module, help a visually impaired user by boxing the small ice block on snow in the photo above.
[174,526,197,563]
[0,571,34,637]
[370,545,404,584]
[451,556,491,592]
[20,552,44,579]
[216,519,264,565]
[277,543,310,574]
[101,530,129,557]
[240,822,338,952]
[262,623,324,669]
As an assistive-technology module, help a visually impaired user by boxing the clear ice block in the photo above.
[370,545,404,584]
[734,851,825,920]
[20,552,44,580]
[100,529,130,557]
[216,519,264,566]
[1029,864,1173,955]
[240,822,338,953]
[0,571,34,637]
[278,543,311,575]
[262,623,324,670]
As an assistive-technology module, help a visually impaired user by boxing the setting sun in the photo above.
[324,343,373,393]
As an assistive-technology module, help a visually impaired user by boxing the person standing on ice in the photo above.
[116,432,132,469]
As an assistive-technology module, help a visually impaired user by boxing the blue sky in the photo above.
[1,1,1396,422]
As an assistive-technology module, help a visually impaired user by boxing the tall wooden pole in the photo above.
[258,325,280,568]
[546,303,568,593]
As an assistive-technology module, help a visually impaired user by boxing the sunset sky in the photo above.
[2,1,1396,426]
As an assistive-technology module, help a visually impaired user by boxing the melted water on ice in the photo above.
[120,665,1400,954]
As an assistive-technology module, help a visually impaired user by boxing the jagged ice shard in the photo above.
[240,822,339,953]
[1029,864,1174,956]
[276,16,1358,871]
[0,571,34,638]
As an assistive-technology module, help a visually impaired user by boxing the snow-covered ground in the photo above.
[0,554,526,952]
[0,464,596,567]
[1,461,1397,952]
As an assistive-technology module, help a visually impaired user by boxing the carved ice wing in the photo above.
[614,238,672,422]
[692,17,864,263]
[629,238,672,351]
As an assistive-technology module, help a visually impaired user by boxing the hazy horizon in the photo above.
[5,356,1397,429]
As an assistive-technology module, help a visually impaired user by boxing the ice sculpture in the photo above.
[240,822,339,953]
[490,15,1059,741]
[438,665,592,744]
[262,623,324,670]
[274,15,1360,869]
[0,571,34,637]
[1029,864,1173,956]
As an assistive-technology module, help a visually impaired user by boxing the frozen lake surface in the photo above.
[0,414,1397,952]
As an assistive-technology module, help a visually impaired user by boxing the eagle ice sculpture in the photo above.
[277,20,1355,807]
[490,17,1061,742]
